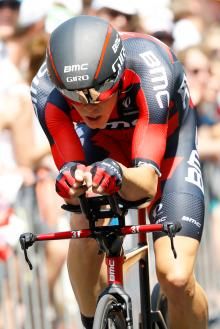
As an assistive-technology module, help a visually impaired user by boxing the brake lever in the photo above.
[163,222,182,259]
[19,233,36,270]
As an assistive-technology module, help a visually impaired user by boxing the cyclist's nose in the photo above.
[84,105,99,113]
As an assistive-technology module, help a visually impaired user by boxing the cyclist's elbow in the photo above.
[148,182,158,200]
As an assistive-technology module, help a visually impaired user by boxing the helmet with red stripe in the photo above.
[46,15,125,103]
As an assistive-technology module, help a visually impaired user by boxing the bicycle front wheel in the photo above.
[93,294,127,329]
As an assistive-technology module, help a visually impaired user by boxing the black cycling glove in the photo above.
[56,162,85,198]
[90,158,123,194]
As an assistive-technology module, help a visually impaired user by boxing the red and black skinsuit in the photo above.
[31,33,204,241]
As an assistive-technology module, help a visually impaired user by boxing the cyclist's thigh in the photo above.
[75,123,131,166]
[148,149,205,242]
[148,150,204,277]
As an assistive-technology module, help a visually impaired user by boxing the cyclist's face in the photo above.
[73,92,118,129]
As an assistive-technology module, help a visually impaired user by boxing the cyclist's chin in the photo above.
[84,116,107,129]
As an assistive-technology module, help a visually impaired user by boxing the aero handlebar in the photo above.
[19,194,182,270]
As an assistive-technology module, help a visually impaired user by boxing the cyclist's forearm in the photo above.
[119,165,158,201]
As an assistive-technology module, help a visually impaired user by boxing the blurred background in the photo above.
[0,0,220,328]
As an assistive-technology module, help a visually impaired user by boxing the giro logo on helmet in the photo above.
[112,34,121,53]
[112,47,125,73]
[66,75,89,82]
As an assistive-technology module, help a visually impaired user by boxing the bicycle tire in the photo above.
[93,294,127,329]
[151,283,168,328]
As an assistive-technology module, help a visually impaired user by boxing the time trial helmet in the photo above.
[46,15,125,104]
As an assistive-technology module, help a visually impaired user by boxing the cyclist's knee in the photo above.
[68,236,99,257]
[157,268,196,303]
[154,236,199,303]
[70,213,89,230]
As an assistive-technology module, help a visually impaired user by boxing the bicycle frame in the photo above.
[20,194,180,329]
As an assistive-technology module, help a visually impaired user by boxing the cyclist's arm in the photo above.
[31,63,85,169]
[34,93,85,169]
[119,164,158,202]
[43,101,85,169]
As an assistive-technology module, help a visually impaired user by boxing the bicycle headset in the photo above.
[46,15,126,104]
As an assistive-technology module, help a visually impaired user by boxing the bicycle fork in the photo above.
[97,227,134,329]
[103,255,133,329]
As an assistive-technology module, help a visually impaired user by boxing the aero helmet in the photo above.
[46,15,125,103]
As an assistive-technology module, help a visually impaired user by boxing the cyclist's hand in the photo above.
[55,162,87,198]
[90,158,123,194]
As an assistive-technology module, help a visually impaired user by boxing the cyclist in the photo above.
[31,15,208,329]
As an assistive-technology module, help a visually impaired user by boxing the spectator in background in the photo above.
[89,0,174,46]
[0,50,34,211]
[203,23,220,65]
[177,45,210,107]
[203,0,220,24]
[177,44,220,160]
[0,44,36,329]
[0,1,77,326]
[0,0,21,44]
[136,0,175,47]
[45,0,83,33]
[177,44,220,161]
[0,62,33,252]
[89,0,145,32]
[171,0,204,52]
[7,0,50,77]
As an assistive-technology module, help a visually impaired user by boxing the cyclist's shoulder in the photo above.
[121,32,176,64]
[31,62,52,93]
[31,61,68,114]
[121,32,182,90]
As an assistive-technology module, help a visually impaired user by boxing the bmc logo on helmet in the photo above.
[66,75,89,82]
[64,64,88,73]
[112,47,125,73]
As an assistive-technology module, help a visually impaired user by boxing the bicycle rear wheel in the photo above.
[93,294,127,329]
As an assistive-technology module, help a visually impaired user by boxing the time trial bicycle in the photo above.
[19,193,181,329]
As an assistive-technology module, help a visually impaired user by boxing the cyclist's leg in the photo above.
[154,235,208,329]
[149,180,208,328]
[67,213,108,317]
[67,125,131,325]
